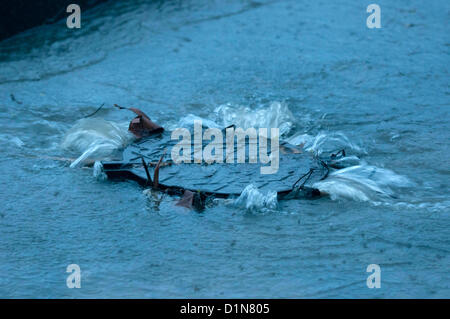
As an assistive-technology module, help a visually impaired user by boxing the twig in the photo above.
[10,93,22,105]
[84,103,105,118]
[153,149,167,188]
[141,157,153,185]
[114,104,129,110]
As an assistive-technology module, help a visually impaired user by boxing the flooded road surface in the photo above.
[0,0,449,297]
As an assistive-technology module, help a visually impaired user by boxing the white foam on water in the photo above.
[257,129,441,211]
[167,114,221,131]
[166,101,296,139]
[234,184,278,213]
[371,200,450,213]
[61,118,134,168]
[328,155,361,167]
[314,164,413,202]
[93,161,107,181]
[214,101,295,136]
[284,133,315,147]
[304,132,366,156]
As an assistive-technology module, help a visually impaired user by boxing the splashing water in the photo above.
[297,132,413,204]
[214,101,295,136]
[61,113,413,208]
[61,118,134,168]
[313,164,413,202]
[166,101,296,137]
[284,133,315,147]
[304,132,366,156]
[234,184,278,213]
[167,114,221,131]
[93,161,107,181]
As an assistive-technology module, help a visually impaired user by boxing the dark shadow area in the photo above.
[0,0,108,41]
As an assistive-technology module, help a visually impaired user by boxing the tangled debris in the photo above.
[66,104,348,211]
[113,105,201,209]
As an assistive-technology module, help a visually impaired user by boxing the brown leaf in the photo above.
[153,152,165,188]
[114,104,164,138]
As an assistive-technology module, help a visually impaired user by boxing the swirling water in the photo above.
[0,0,448,298]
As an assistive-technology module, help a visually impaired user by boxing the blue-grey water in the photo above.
[0,0,449,298]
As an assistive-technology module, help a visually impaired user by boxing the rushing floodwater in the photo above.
[0,0,449,298]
